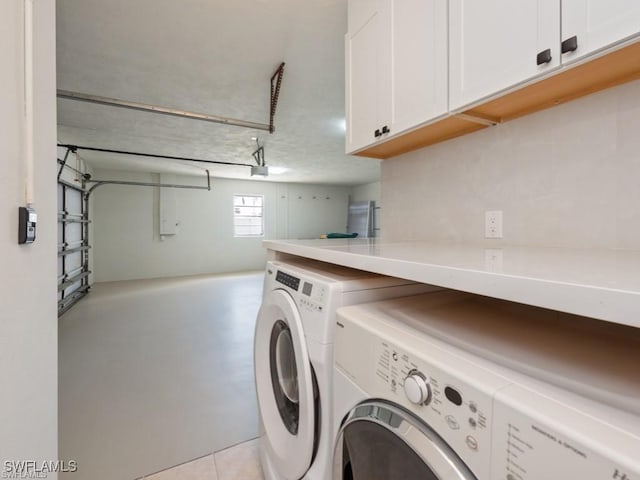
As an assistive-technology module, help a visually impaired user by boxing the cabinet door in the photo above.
[449,0,560,111]
[345,0,390,154]
[561,0,640,65]
[390,0,448,136]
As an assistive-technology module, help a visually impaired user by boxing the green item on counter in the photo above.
[325,233,358,238]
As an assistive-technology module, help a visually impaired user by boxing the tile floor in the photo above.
[141,438,264,480]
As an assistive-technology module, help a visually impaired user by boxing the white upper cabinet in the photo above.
[449,0,561,112]
[389,0,448,136]
[346,0,448,154]
[561,0,640,65]
[346,1,640,158]
[450,0,640,112]
[345,0,390,153]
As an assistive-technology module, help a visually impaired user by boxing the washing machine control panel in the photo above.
[297,278,327,310]
[276,269,327,310]
[371,338,509,480]
[403,370,432,405]
[276,270,301,291]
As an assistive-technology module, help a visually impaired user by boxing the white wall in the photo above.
[350,181,380,203]
[0,0,58,476]
[91,170,351,282]
[382,80,640,250]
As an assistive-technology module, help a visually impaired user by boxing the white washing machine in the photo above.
[254,257,439,480]
[333,291,640,480]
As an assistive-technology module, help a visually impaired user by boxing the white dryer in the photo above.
[333,291,640,480]
[254,257,438,480]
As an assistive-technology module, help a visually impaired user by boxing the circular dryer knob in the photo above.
[404,370,431,405]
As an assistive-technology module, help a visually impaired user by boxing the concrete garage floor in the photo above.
[58,271,265,480]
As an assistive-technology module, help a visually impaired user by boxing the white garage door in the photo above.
[57,180,91,315]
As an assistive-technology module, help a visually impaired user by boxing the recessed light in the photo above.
[269,166,288,175]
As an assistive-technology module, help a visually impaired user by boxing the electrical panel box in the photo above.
[18,206,37,244]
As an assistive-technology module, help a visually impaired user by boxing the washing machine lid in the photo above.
[255,289,315,479]
[334,401,477,480]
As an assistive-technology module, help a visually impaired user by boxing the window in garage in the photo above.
[233,194,264,237]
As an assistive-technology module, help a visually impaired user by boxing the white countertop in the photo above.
[263,238,640,329]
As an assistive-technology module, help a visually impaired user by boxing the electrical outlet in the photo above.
[485,210,503,238]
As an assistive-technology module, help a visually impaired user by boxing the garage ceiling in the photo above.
[56,0,381,185]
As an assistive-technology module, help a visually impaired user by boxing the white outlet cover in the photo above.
[485,210,503,238]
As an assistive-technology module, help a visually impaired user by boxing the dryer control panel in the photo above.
[336,299,640,480]
[374,340,495,458]
[335,306,513,480]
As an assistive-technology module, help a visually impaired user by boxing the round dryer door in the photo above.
[255,289,315,479]
[333,401,477,480]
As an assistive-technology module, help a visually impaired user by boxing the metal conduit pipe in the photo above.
[24,0,36,206]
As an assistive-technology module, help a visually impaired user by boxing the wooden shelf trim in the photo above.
[468,40,640,122]
[354,115,487,159]
[354,39,640,160]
